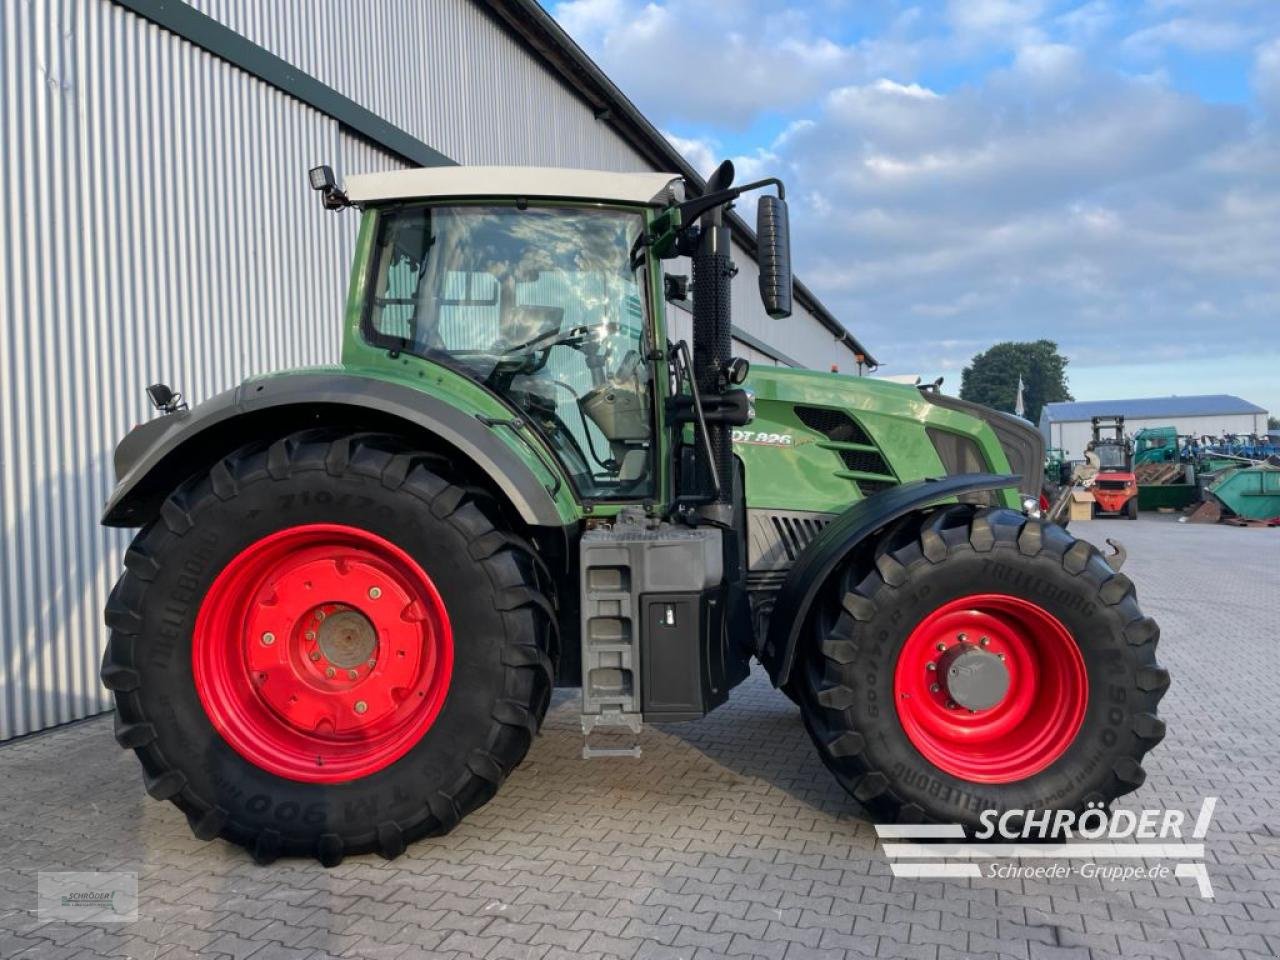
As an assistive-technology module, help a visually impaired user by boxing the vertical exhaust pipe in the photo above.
[692,162,736,512]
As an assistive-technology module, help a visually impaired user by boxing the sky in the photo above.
[551,0,1280,416]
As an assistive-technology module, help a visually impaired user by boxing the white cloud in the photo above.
[1123,17,1261,56]
[553,0,1280,386]
[1055,2,1115,43]
[1256,37,1280,116]
[551,0,926,127]
[763,65,1271,369]
[947,0,1047,44]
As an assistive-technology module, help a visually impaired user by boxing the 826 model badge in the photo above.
[732,430,794,446]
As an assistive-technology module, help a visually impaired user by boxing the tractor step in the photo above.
[577,508,724,759]
[580,711,642,759]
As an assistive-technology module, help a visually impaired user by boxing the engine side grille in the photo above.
[839,448,892,475]
[747,509,835,571]
[794,404,897,495]
[795,405,872,445]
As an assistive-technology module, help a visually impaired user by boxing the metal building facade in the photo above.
[0,0,866,739]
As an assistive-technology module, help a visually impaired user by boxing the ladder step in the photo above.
[582,743,642,759]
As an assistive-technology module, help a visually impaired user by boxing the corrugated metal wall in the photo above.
[187,0,654,172]
[0,0,845,739]
[0,0,392,739]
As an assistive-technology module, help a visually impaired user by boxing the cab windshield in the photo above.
[1094,444,1128,469]
[364,204,654,500]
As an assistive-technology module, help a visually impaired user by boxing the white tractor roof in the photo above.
[344,166,682,207]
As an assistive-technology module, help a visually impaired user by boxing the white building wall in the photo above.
[0,0,857,739]
[0,0,383,739]
[1046,413,1268,461]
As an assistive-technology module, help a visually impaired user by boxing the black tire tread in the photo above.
[797,504,1168,825]
[102,431,559,864]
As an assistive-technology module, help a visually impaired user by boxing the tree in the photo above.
[959,340,1072,424]
[1269,416,1279,431]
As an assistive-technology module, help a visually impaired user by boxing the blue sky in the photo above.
[552,0,1280,416]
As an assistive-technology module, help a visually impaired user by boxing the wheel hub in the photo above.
[938,645,1009,711]
[316,609,377,668]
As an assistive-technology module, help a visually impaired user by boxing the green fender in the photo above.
[102,372,568,529]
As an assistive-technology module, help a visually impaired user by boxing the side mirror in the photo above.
[756,195,792,319]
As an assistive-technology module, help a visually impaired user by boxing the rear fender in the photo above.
[759,473,1020,687]
[102,372,569,529]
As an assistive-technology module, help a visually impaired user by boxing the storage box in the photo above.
[1068,489,1095,522]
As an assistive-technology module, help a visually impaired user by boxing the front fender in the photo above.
[760,473,1020,686]
[102,372,569,528]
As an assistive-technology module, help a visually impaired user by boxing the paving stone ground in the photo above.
[0,514,1277,960]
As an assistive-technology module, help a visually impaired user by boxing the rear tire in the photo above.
[1127,497,1139,520]
[102,431,557,864]
[796,505,1167,828]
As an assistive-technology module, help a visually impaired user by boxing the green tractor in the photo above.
[100,162,1168,864]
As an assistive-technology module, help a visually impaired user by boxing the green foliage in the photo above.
[959,340,1073,424]
[1269,415,1279,430]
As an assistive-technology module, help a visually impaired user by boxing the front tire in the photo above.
[102,432,557,864]
[796,505,1167,827]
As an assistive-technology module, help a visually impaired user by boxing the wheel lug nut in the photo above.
[998,653,1006,661]
[368,586,382,600]
[926,662,936,672]
[367,658,376,668]
[957,633,967,642]
[929,683,940,693]
[309,651,321,662]
[305,630,316,641]
[261,632,275,646]
[979,636,990,647]
[935,642,946,652]
[354,701,368,715]
[947,700,957,709]
[347,669,358,680]
[315,610,326,621]
[325,667,336,679]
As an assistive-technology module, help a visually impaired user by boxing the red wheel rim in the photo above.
[192,524,453,783]
[893,594,1087,783]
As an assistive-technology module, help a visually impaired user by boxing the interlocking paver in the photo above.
[0,516,1275,960]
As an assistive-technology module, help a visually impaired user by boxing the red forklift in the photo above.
[1087,416,1138,519]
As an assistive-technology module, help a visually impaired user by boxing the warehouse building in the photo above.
[0,0,872,739]
[1039,395,1270,460]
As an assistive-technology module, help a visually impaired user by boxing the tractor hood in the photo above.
[736,367,1042,515]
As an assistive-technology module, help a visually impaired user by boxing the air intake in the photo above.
[795,406,872,445]
[839,448,892,476]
